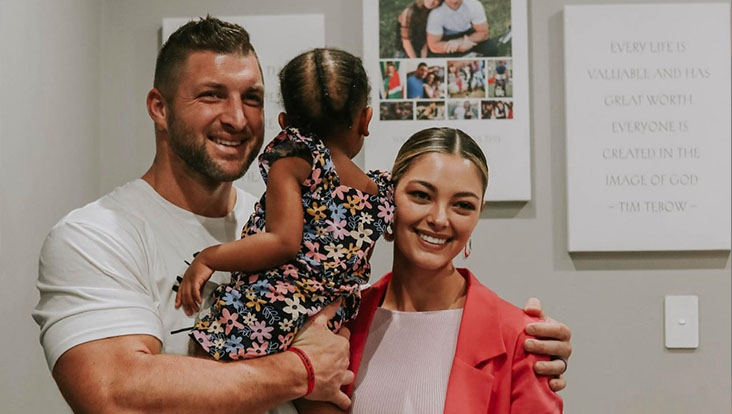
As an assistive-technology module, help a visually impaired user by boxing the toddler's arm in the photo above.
[176,156,312,315]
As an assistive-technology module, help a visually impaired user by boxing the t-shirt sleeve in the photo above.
[468,0,488,25]
[425,9,444,36]
[32,219,163,370]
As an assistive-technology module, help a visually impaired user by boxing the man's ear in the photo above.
[278,112,288,129]
[147,88,169,132]
[359,106,373,137]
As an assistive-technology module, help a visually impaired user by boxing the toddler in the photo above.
[175,48,394,361]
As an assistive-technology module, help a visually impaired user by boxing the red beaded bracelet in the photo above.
[288,347,315,396]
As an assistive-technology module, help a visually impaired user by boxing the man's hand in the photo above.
[292,300,354,410]
[523,297,572,392]
[175,253,214,315]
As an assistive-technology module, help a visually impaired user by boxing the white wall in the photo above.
[2,0,729,412]
[0,0,100,412]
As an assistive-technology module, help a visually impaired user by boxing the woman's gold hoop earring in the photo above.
[463,238,472,258]
[384,224,394,242]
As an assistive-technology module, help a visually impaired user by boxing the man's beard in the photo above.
[167,112,258,183]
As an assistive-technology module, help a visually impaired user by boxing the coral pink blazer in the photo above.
[345,268,563,413]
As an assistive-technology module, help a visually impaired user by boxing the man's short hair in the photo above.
[417,62,428,68]
[154,16,259,100]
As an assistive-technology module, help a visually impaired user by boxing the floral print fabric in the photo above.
[191,128,395,360]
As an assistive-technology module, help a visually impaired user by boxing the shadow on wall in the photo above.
[481,201,530,219]
[569,251,731,271]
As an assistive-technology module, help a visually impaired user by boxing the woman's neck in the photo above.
[382,254,467,312]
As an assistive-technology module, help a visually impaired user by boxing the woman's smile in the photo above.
[415,229,450,246]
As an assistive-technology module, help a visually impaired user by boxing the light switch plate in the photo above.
[664,295,699,349]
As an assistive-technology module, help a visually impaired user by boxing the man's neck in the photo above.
[142,159,237,218]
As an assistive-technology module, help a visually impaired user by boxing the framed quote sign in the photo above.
[564,3,731,252]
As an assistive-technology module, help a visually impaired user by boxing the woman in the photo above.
[423,72,443,99]
[298,128,567,413]
[396,0,443,58]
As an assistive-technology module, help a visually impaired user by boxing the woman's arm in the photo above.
[176,156,311,314]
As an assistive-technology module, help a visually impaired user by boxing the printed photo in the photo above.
[448,100,479,120]
[403,61,445,100]
[379,0,512,59]
[380,101,415,120]
[380,61,405,99]
[416,101,446,120]
[487,58,513,98]
[447,60,485,98]
[481,100,513,119]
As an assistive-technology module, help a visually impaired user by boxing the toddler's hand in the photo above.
[175,254,215,316]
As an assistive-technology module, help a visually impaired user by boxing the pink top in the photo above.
[350,307,463,413]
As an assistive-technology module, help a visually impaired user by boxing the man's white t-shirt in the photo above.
[32,179,310,413]
[426,0,488,37]
[33,179,257,368]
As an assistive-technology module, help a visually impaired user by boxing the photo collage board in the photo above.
[379,57,514,121]
[364,0,532,201]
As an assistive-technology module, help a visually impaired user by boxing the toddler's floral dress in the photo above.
[190,127,394,361]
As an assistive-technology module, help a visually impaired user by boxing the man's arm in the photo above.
[523,298,573,392]
[54,335,303,414]
[467,22,489,44]
[427,32,461,54]
[53,302,353,414]
[452,21,489,53]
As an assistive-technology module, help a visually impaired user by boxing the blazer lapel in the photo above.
[444,269,507,414]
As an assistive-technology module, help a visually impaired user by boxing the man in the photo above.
[33,17,570,414]
[426,0,498,57]
[406,62,428,99]
[33,17,351,413]
[494,59,508,97]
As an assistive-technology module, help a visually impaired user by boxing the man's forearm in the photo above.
[469,23,490,43]
[468,31,489,44]
[54,335,305,414]
[116,351,305,413]
[427,34,453,54]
